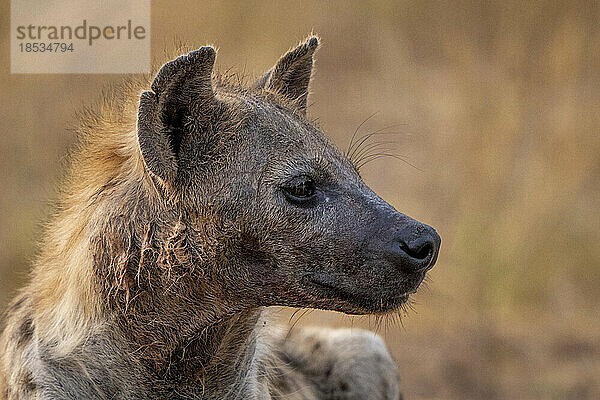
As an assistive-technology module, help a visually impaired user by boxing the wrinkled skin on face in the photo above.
[138,38,440,317]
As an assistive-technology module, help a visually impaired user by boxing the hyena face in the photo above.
[138,37,440,316]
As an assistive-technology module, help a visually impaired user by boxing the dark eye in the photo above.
[282,176,316,203]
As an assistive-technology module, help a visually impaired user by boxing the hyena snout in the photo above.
[385,220,441,274]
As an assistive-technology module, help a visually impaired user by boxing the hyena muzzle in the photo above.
[0,36,440,400]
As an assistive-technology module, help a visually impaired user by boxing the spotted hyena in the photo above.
[0,37,440,399]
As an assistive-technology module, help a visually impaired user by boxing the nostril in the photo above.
[415,243,433,260]
[399,240,433,261]
[391,223,440,272]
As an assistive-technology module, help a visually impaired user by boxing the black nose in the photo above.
[390,223,440,272]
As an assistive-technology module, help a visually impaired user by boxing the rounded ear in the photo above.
[254,36,319,113]
[137,47,216,186]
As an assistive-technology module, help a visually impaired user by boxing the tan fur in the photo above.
[0,74,153,398]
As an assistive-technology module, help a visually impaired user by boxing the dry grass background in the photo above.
[1,1,599,398]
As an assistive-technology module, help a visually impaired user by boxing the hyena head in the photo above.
[138,37,440,316]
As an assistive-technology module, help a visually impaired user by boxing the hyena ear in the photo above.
[254,36,319,113]
[137,46,217,185]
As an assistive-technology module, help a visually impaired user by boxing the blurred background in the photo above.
[1,1,599,398]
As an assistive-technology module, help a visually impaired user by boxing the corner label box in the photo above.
[11,0,150,74]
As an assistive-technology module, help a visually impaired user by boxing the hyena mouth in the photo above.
[305,274,413,312]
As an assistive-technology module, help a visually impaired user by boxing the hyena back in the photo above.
[1,37,440,399]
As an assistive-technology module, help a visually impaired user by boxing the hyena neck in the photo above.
[4,182,267,398]
[94,207,271,397]
[152,309,272,398]
[114,304,270,398]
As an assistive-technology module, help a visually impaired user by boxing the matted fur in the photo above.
[0,37,420,399]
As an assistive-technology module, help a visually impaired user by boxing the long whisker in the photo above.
[355,149,404,168]
[352,141,398,166]
[346,112,378,158]
[356,153,423,172]
[347,125,404,162]
[356,153,410,171]
[286,308,313,340]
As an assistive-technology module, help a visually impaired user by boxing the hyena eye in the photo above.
[282,176,316,203]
